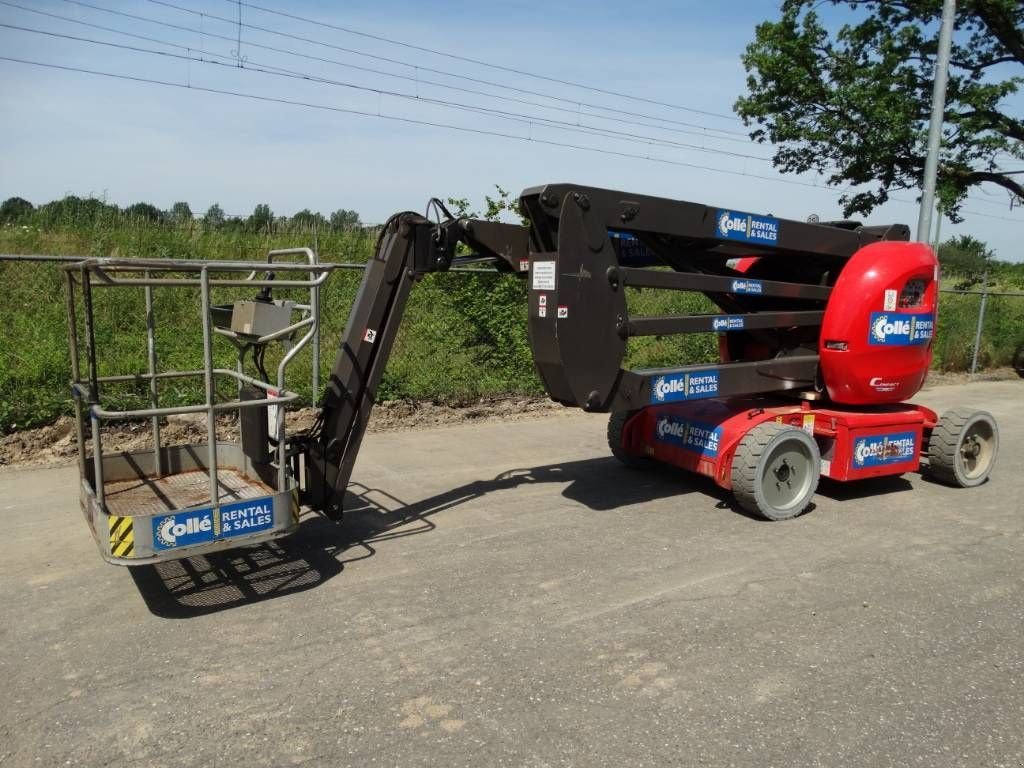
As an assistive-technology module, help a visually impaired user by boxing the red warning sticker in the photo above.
[557,306,568,319]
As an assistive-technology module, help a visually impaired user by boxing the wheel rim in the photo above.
[760,437,815,513]
[958,419,995,480]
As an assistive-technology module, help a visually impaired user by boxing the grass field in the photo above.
[1,222,1021,433]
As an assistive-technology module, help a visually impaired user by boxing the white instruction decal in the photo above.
[519,259,529,273]
[538,295,547,307]
[557,306,568,319]
[363,328,377,343]
[538,306,547,318]
[883,289,898,312]
[532,261,556,291]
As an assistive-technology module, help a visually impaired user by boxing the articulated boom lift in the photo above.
[66,184,999,565]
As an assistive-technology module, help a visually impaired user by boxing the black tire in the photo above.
[927,408,999,488]
[607,410,648,468]
[731,423,820,521]
[1013,344,1024,378]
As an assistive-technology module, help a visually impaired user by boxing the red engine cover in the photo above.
[819,241,938,405]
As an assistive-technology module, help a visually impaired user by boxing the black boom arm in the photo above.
[302,212,528,517]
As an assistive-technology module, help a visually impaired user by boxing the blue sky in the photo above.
[0,0,1021,260]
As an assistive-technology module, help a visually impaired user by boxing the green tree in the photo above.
[329,208,361,230]
[170,201,193,226]
[248,203,274,233]
[38,195,119,227]
[938,234,995,285]
[291,209,326,230]
[124,202,163,224]
[735,1,1023,219]
[0,196,33,223]
[204,203,225,228]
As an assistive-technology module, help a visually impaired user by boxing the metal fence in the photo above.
[938,283,1024,373]
[1,252,1021,434]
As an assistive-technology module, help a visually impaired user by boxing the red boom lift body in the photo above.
[618,238,944,498]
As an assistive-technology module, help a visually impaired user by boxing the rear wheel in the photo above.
[608,410,648,468]
[928,408,998,487]
[731,423,820,521]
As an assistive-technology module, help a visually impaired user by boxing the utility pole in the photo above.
[917,0,957,243]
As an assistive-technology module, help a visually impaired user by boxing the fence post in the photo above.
[970,270,989,374]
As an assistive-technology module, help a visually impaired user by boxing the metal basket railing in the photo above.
[63,253,339,514]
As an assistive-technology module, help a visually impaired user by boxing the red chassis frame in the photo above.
[620,398,940,491]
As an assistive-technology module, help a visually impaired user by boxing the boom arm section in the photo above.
[302,212,528,516]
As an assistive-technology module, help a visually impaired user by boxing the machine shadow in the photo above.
[817,474,915,501]
[127,458,932,616]
[127,456,708,618]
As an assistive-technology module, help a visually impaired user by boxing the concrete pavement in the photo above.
[1,380,1022,767]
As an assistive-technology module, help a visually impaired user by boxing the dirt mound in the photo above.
[0,395,567,468]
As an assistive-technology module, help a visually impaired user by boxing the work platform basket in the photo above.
[63,251,332,565]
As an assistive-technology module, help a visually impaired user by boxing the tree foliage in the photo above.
[124,202,163,223]
[204,203,225,228]
[736,1,1023,219]
[938,233,995,284]
[248,203,274,233]
[329,208,361,230]
[170,201,193,227]
[0,196,34,222]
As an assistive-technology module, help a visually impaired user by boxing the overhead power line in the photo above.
[216,0,742,123]
[0,54,857,193]
[48,0,751,143]
[136,0,752,137]
[0,22,775,163]
[18,0,1017,212]
[2,52,1021,225]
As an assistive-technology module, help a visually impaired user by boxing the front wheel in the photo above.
[927,408,999,488]
[731,423,820,521]
[607,410,648,469]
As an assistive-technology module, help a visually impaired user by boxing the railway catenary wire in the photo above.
[0,52,1020,226]
[0,22,777,163]
[9,0,1014,215]
[205,0,743,122]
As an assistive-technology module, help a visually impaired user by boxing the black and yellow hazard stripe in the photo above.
[108,515,135,558]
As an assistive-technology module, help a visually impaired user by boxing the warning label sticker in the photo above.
[532,261,556,291]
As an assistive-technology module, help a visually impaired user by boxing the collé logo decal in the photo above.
[654,416,722,457]
[152,496,275,551]
[712,316,745,331]
[153,509,216,551]
[852,432,916,467]
[716,209,779,246]
[651,371,720,404]
[868,313,935,346]
[730,279,763,295]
